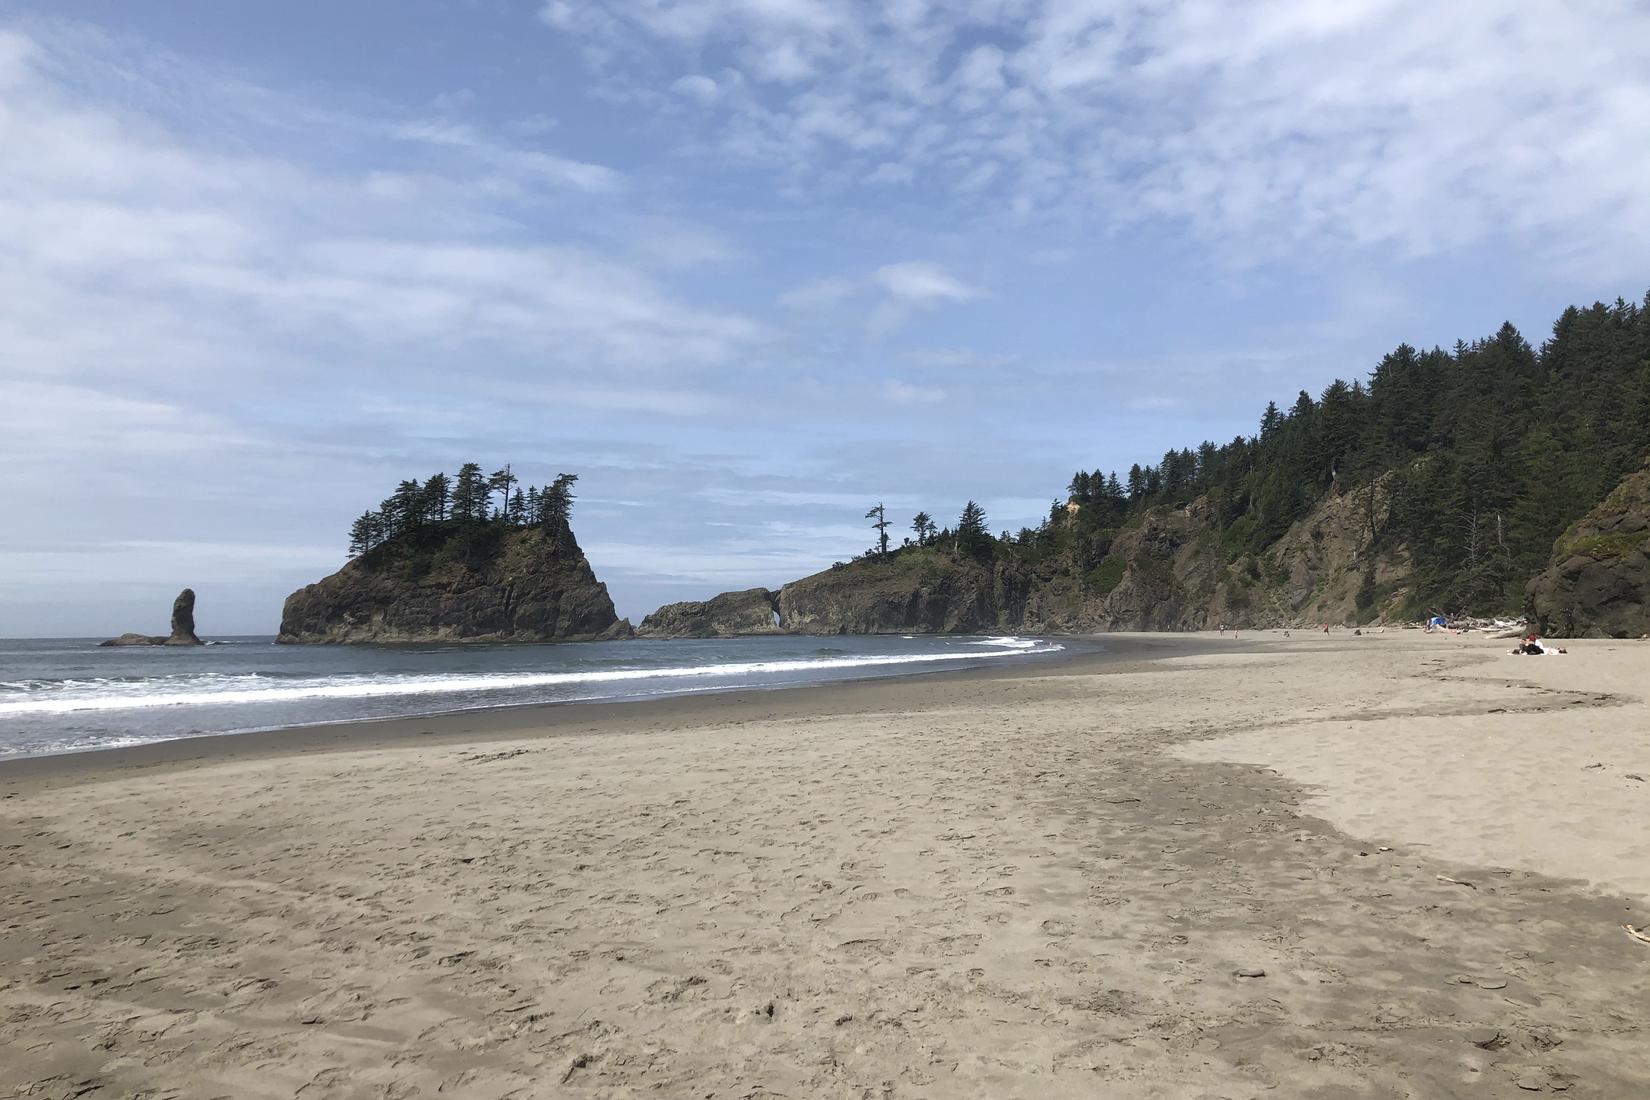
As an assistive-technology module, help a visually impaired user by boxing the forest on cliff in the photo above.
[844,290,1650,621]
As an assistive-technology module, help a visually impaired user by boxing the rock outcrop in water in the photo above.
[278,525,629,644]
[1526,460,1650,637]
[101,588,206,646]
[635,588,782,638]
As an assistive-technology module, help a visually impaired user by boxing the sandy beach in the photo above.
[3,632,1648,1098]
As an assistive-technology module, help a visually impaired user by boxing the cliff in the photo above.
[635,588,782,638]
[1079,479,1410,631]
[1526,461,1650,637]
[777,553,1034,634]
[102,588,206,646]
[278,524,629,644]
[682,480,1413,637]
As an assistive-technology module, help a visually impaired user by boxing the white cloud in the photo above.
[873,261,980,303]
[670,73,720,102]
[0,26,36,85]
[394,117,623,193]
[883,379,945,405]
[901,347,1019,371]
[547,0,1650,275]
[779,260,980,335]
[0,19,782,632]
[779,274,860,309]
[0,23,762,384]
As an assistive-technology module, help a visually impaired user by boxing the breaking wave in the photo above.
[0,638,1063,718]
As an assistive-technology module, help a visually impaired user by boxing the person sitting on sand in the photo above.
[1512,633,1567,655]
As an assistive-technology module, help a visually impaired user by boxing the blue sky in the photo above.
[2,1,1647,635]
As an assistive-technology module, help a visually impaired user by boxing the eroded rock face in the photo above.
[277,527,630,644]
[1527,463,1650,638]
[167,588,203,646]
[776,556,1032,634]
[636,588,781,638]
[100,588,206,646]
[763,479,1417,637]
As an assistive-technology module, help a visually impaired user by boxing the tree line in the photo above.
[1055,290,1650,613]
[347,464,579,556]
[850,289,1650,616]
[850,500,992,565]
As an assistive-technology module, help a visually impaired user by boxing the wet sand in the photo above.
[3,631,1648,1097]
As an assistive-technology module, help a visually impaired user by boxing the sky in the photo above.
[2,1,1648,636]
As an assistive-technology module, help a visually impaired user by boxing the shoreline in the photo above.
[0,631,1238,786]
[4,630,1648,1095]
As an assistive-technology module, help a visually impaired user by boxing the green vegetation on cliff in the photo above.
[798,290,1649,631]
[1526,457,1650,637]
[1055,293,1650,616]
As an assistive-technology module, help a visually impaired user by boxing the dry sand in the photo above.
[2,632,1648,1098]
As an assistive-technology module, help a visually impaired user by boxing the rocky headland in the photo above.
[101,588,205,647]
[641,463,1646,638]
[639,478,1413,637]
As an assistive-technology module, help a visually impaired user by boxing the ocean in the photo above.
[0,633,1067,759]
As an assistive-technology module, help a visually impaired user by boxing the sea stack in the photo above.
[277,527,629,644]
[167,587,203,645]
[100,587,206,646]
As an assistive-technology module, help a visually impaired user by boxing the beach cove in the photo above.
[3,632,1647,1097]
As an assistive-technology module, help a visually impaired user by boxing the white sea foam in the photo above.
[0,639,1063,717]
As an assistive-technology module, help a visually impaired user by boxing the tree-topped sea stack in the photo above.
[278,464,630,644]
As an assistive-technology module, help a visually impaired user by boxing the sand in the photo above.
[2,632,1648,1098]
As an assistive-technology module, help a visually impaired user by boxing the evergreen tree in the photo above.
[452,463,487,522]
[348,512,375,557]
[378,494,402,540]
[956,500,990,560]
[865,503,891,557]
[1259,400,1282,441]
[541,473,578,536]
[423,472,450,523]
[392,479,424,532]
[1126,464,1145,500]
[911,511,935,546]
[488,465,518,521]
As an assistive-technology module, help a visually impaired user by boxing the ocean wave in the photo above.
[0,640,1064,717]
[0,734,155,758]
[966,636,1040,650]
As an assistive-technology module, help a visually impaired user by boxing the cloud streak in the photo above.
[545,0,1650,275]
